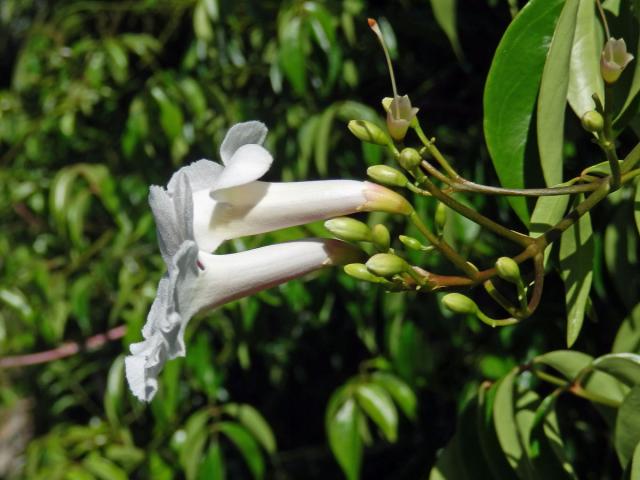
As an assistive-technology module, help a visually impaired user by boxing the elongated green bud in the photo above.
[366,253,409,277]
[360,182,413,216]
[367,165,409,187]
[398,147,421,170]
[348,120,390,146]
[344,263,387,283]
[495,257,521,284]
[435,202,447,233]
[442,293,478,315]
[399,235,423,250]
[325,217,372,242]
[371,224,390,251]
[581,111,604,133]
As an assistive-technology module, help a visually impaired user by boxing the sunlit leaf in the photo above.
[484,0,565,224]
[326,394,362,480]
[593,353,640,386]
[370,371,417,420]
[355,383,398,442]
[218,422,265,480]
[559,203,593,347]
[198,443,225,480]
[429,0,464,61]
[613,303,640,354]
[222,403,277,454]
[614,385,640,468]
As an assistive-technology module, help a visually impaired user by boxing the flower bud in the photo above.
[367,165,409,187]
[382,97,393,113]
[325,217,372,242]
[344,263,387,283]
[366,253,409,277]
[398,147,421,170]
[399,235,424,251]
[348,120,390,146]
[601,37,634,84]
[442,293,478,315]
[360,182,413,216]
[386,95,419,141]
[580,110,604,133]
[435,202,447,233]
[495,257,521,284]
[371,224,390,251]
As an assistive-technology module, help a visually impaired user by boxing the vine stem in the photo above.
[0,325,126,368]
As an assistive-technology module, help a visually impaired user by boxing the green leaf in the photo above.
[197,443,225,480]
[567,0,604,118]
[179,409,211,480]
[616,28,640,123]
[83,453,128,480]
[429,0,464,61]
[370,371,417,420]
[218,422,265,480]
[559,202,593,347]
[483,0,565,224]
[534,350,627,405]
[635,181,640,236]
[615,386,640,468]
[454,395,496,480]
[151,86,184,143]
[428,440,466,480]
[314,105,336,176]
[631,441,640,480]
[613,303,640,353]
[193,1,214,41]
[529,192,570,266]
[326,395,362,480]
[104,355,125,428]
[493,368,533,477]
[222,403,276,454]
[278,14,306,96]
[355,383,398,442]
[593,353,640,386]
[537,0,579,186]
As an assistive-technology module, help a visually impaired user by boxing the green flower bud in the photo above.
[325,217,372,242]
[399,235,424,251]
[366,253,409,277]
[360,183,414,216]
[348,120,390,146]
[442,293,478,315]
[398,147,421,170]
[435,202,447,233]
[344,263,386,283]
[601,37,634,84]
[371,224,391,251]
[367,165,409,188]
[495,257,521,284]
[580,111,604,133]
[381,97,393,113]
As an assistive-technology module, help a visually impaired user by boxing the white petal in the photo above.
[219,121,268,165]
[193,180,367,246]
[211,144,273,192]
[167,159,223,192]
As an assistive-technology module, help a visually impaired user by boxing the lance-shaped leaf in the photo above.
[614,386,640,468]
[559,201,593,347]
[537,0,579,187]
[484,0,565,224]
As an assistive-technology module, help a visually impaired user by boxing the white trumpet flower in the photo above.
[125,238,362,402]
[149,121,412,258]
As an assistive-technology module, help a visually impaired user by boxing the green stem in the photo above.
[414,169,533,247]
[409,211,477,278]
[414,125,460,178]
[602,84,621,191]
[450,177,599,197]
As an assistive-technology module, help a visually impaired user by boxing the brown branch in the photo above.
[0,325,126,369]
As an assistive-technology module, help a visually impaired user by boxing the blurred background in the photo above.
[0,0,631,478]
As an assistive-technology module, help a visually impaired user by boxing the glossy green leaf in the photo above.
[370,371,417,420]
[430,0,463,61]
[179,409,211,480]
[613,303,640,353]
[593,353,640,386]
[537,0,579,186]
[493,368,530,476]
[631,441,640,480]
[483,0,565,224]
[567,0,604,118]
[615,386,640,468]
[218,421,265,480]
[355,383,398,442]
[197,443,225,480]
[326,396,362,480]
[428,439,466,480]
[559,203,593,347]
[278,14,306,95]
[222,403,276,454]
